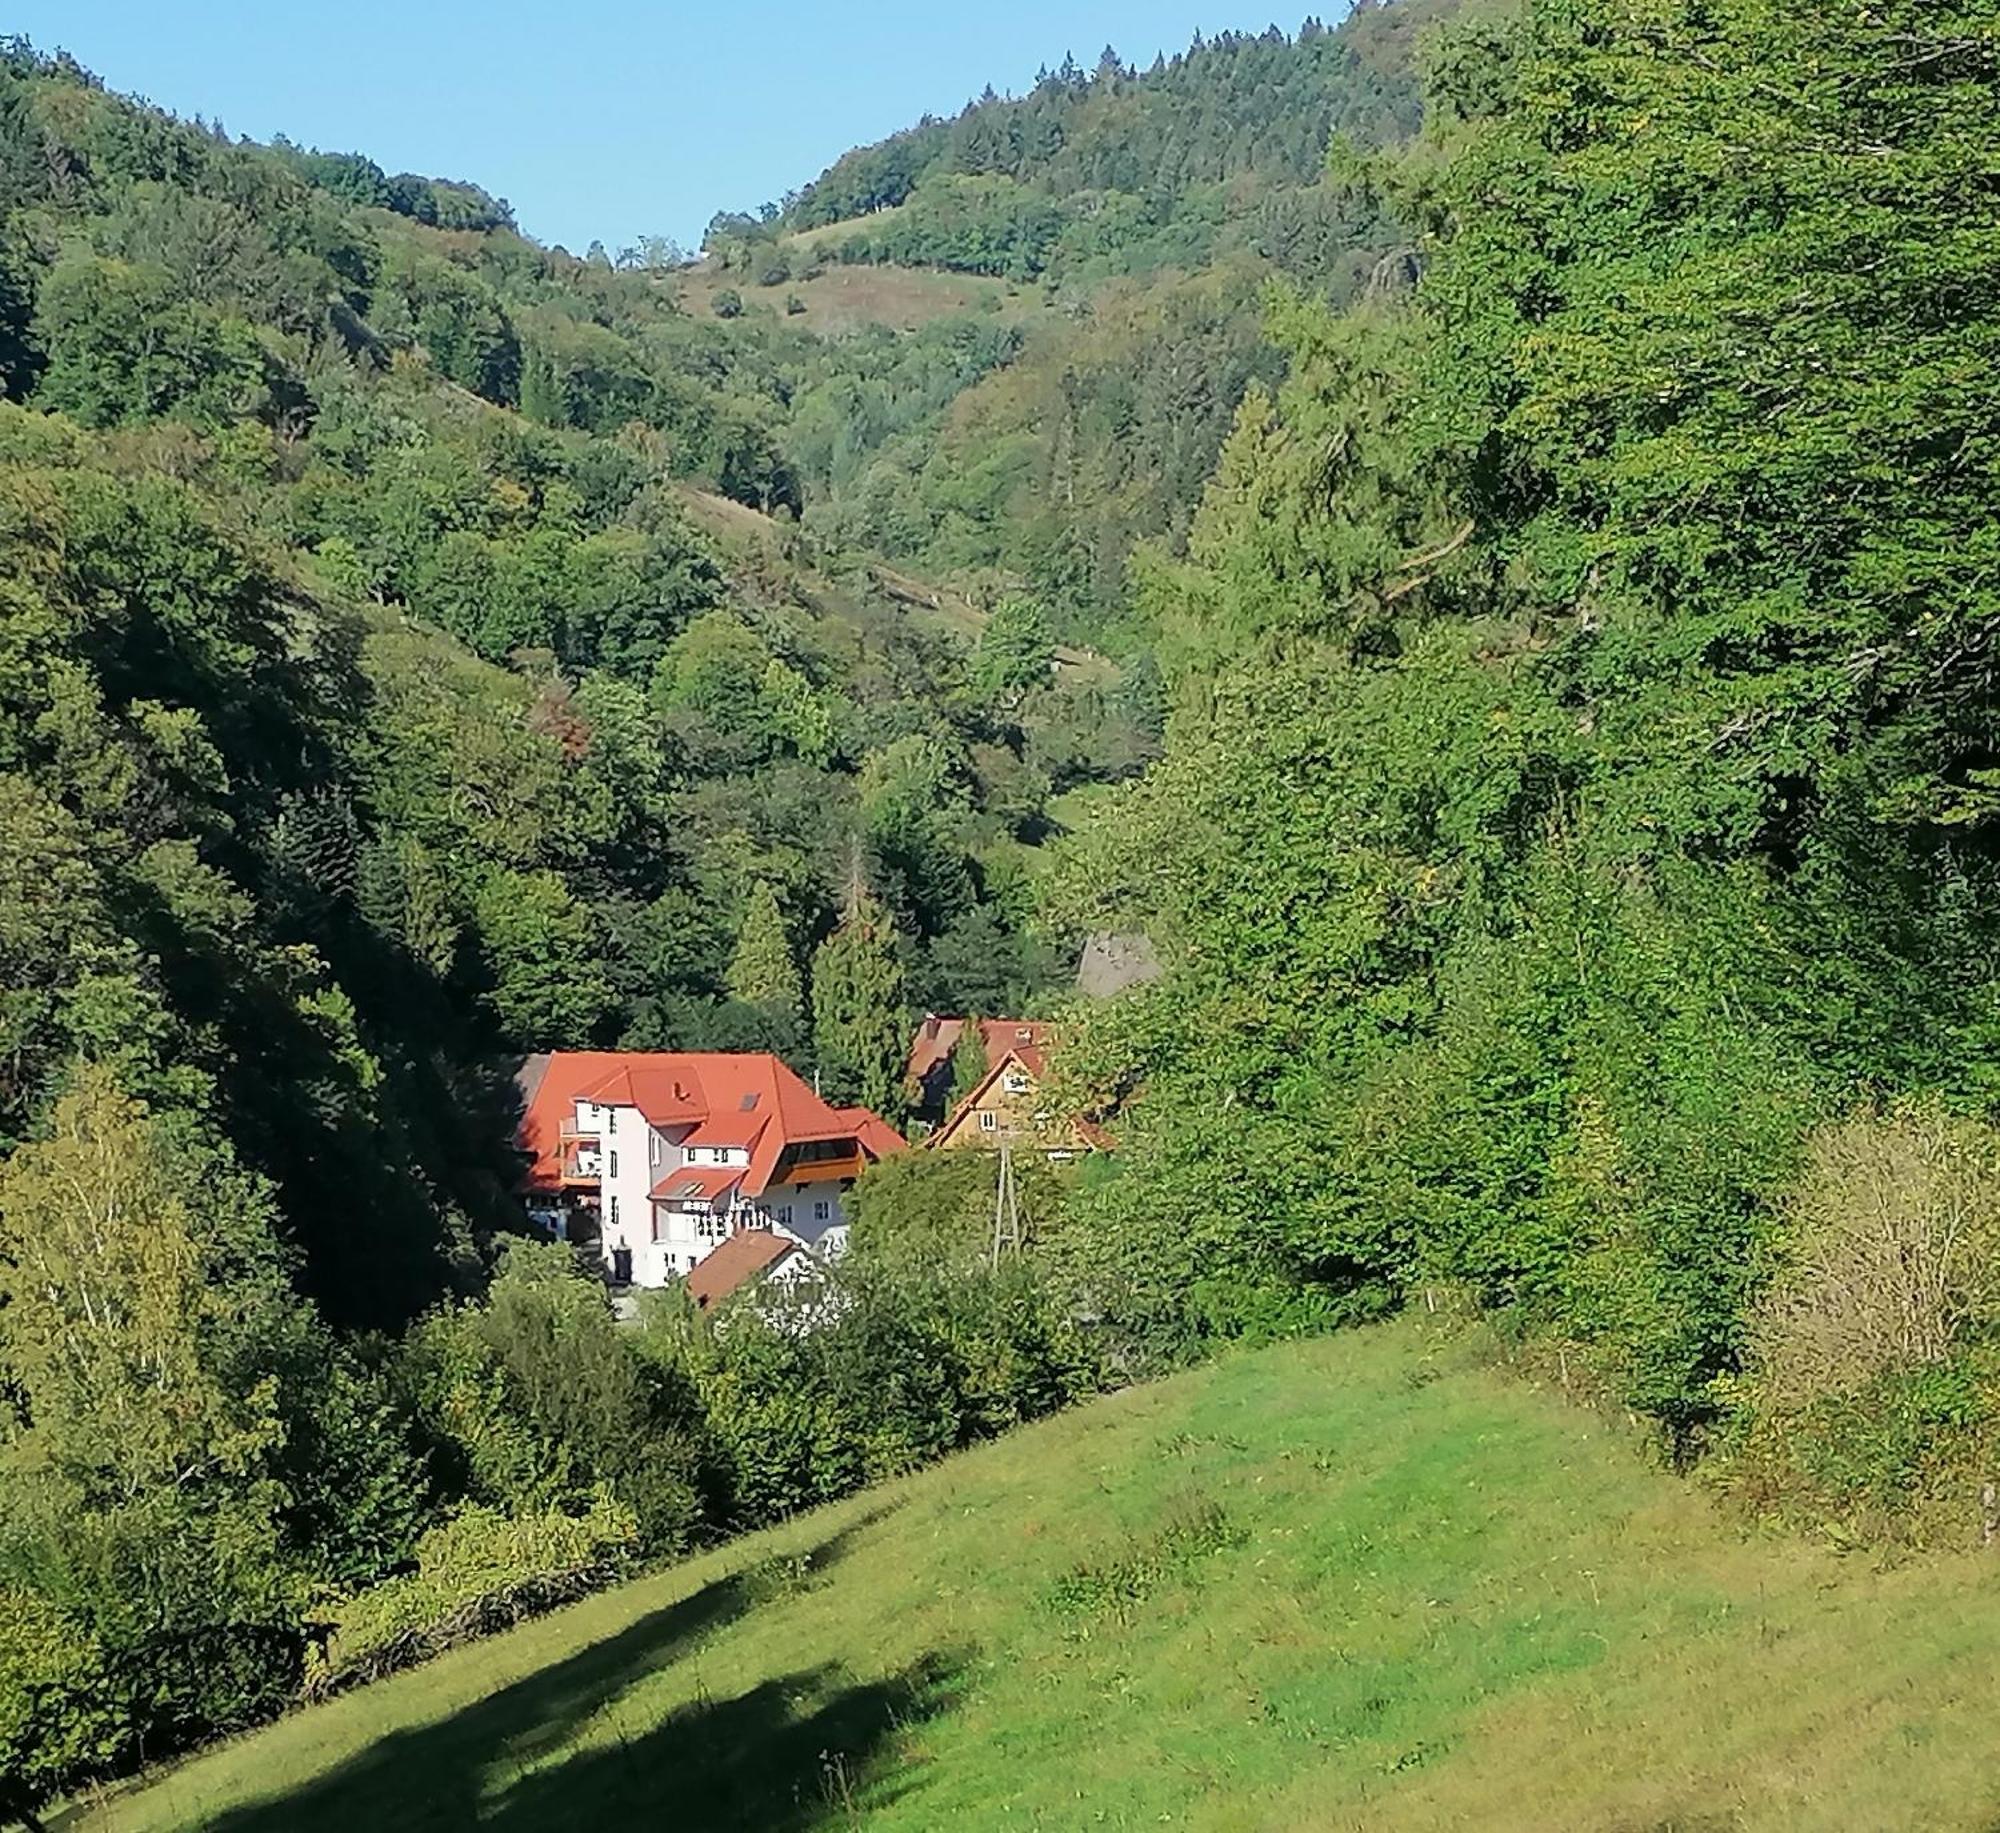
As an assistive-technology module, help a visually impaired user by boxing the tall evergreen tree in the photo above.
[811,871,909,1121]
[726,882,804,1049]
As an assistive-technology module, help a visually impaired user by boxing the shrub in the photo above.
[0,1589,124,1827]
[304,1494,638,1699]
[401,1242,712,1555]
[1722,1103,2000,1538]
[1753,1103,2000,1402]
[711,287,744,319]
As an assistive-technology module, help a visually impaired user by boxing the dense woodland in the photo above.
[3,0,1998,1819]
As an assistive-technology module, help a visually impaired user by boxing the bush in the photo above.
[711,287,744,320]
[1722,1103,2000,1538]
[1754,1103,2000,1402]
[304,1494,638,1699]
[0,1589,124,1827]
[400,1242,711,1556]
[661,1256,1098,1528]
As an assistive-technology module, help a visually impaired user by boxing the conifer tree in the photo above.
[948,1020,990,1112]
[811,867,909,1120]
[727,881,804,1048]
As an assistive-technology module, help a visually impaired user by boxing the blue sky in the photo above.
[8,2,1318,253]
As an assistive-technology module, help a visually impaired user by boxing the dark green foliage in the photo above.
[784,8,1453,271]
[1057,0,2000,1471]
[812,882,911,1117]
[403,1243,711,1555]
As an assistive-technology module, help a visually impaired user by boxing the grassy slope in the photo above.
[70,1321,2000,1832]
[671,258,1029,334]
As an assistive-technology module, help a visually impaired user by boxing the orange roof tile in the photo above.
[834,1105,908,1161]
[906,1017,1055,1086]
[517,1052,906,1197]
[649,1165,743,1203]
[685,1229,800,1309]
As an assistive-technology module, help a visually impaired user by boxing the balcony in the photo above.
[772,1153,865,1187]
[560,1145,604,1185]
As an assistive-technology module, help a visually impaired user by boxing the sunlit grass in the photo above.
[67,1319,2000,1831]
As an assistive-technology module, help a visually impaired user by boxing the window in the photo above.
[649,1132,660,1166]
[979,1111,998,1133]
[778,1203,794,1225]
[608,1150,619,1178]
[1003,1072,1029,1095]
[711,1146,730,1165]
[608,1195,619,1225]
[813,1200,831,1223]
[606,1106,618,1135]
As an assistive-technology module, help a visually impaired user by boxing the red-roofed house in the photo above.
[905,1017,1056,1127]
[517,1052,905,1289]
[904,1017,1099,1158]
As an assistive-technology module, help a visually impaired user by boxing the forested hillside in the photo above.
[0,36,1157,1815]
[701,1,1466,645]
[1053,0,2000,1517]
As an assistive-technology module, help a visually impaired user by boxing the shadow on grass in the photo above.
[194,1504,964,1832]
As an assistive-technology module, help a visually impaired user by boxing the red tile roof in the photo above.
[834,1105,907,1161]
[685,1228,800,1309]
[518,1052,906,1196]
[905,1018,1054,1086]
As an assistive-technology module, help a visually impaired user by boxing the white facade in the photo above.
[577,1095,854,1290]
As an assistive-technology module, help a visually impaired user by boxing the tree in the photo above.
[32,255,271,429]
[473,870,614,1045]
[811,874,909,1119]
[948,1020,990,1111]
[726,882,805,1051]
[859,734,974,938]
[973,593,1056,705]
[0,1071,310,1815]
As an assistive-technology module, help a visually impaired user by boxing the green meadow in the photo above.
[67,1319,2000,1831]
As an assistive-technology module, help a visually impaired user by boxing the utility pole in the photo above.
[991,1141,1022,1269]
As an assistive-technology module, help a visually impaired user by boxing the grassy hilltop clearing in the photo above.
[69,1319,2000,1833]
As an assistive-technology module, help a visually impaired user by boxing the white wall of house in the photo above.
[588,1101,652,1286]
[767,1179,852,1256]
[574,1100,857,1290]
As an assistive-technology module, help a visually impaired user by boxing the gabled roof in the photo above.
[905,1017,1055,1087]
[685,1229,800,1309]
[930,1039,1106,1153]
[518,1051,907,1196]
[516,1050,659,1193]
[834,1105,908,1161]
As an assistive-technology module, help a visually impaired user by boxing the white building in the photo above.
[517,1051,906,1290]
